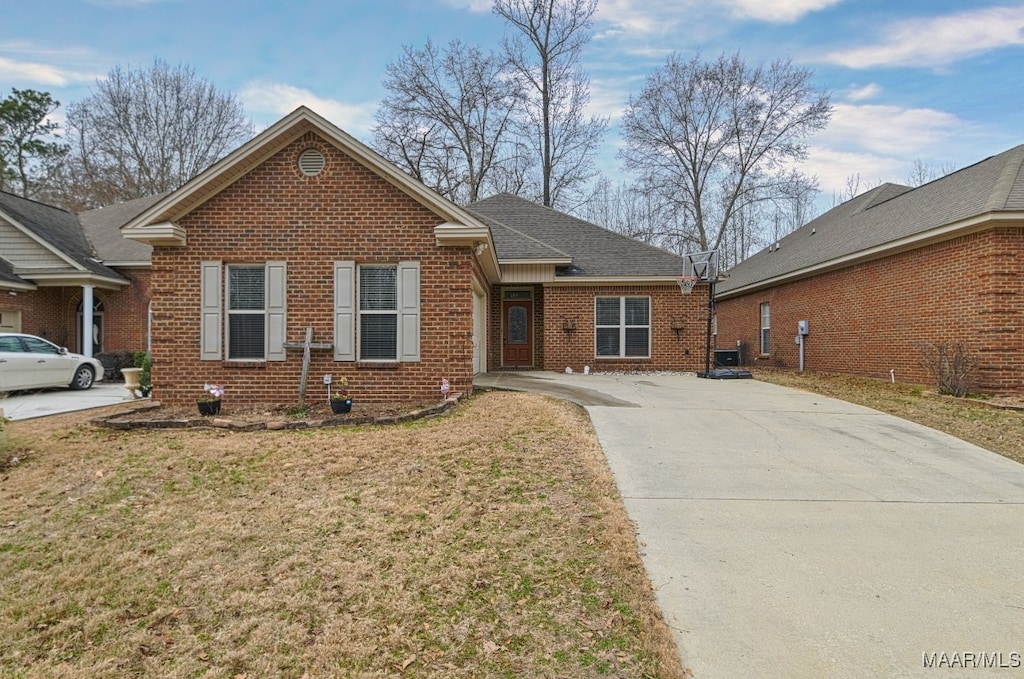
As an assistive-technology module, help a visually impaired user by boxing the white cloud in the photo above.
[845,83,881,102]
[825,6,1024,68]
[596,0,678,35]
[436,0,492,12]
[239,82,378,138]
[0,43,102,87]
[595,0,840,35]
[803,102,968,197]
[803,146,903,199]
[723,0,842,23]
[588,76,632,121]
[824,103,965,156]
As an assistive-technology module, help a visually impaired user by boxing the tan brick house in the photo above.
[121,107,705,406]
[0,191,158,362]
[715,144,1024,394]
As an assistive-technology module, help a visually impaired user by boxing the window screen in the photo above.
[760,302,771,355]
[595,296,650,358]
[359,265,398,360]
[228,266,265,359]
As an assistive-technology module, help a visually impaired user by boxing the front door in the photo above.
[502,299,533,367]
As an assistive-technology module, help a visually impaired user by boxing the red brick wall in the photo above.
[715,227,1024,393]
[2,288,63,343]
[4,268,151,356]
[148,131,475,406]
[487,283,708,373]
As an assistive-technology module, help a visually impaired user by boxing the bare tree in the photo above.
[57,59,253,208]
[905,157,956,187]
[829,172,882,207]
[374,40,525,205]
[0,89,67,199]
[494,0,606,209]
[620,52,831,258]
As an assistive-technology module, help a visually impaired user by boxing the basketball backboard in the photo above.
[683,249,719,282]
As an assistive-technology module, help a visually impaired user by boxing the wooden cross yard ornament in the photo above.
[283,327,333,405]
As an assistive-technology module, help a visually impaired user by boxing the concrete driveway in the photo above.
[0,383,133,420]
[476,371,1024,678]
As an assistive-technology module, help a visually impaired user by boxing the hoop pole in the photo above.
[704,278,716,377]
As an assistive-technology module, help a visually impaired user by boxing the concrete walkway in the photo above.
[0,383,137,420]
[475,371,1024,678]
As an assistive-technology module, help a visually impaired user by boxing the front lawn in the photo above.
[0,391,683,678]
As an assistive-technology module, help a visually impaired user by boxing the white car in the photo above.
[0,333,104,392]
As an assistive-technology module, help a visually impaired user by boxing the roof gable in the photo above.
[469,194,683,278]
[719,144,1024,296]
[0,191,126,284]
[121,106,492,246]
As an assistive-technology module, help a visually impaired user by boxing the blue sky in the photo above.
[2,0,1023,203]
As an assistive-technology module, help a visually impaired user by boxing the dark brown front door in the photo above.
[502,300,533,367]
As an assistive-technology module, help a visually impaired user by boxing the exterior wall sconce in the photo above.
[561,317,577,334]
[670,318,685,338]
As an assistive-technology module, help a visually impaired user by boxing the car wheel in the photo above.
[70,365,95,390]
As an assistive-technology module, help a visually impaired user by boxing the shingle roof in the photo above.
[79,193,164,263]
[0,257,29,286]
[718,144,1024,295]
[468,193,683,278]
[0,191,125,281]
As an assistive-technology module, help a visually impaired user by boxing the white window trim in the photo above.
[226,264,266,361]
[594,296,651,359]
[760,302,771,355]
[358,264,399,361]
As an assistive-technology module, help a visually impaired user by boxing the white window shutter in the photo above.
[265,261,287,361]
[398,261,420,362]
[200,261,222,360]
[334,261,355,361]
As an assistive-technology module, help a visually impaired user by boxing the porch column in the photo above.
[82,285,95,357]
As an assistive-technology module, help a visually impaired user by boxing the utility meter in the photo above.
[798,320,810,336]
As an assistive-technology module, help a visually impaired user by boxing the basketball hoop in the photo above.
[676,276,700,295]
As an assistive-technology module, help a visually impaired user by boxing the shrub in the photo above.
[917,341,976,397]
[134,351,152,396]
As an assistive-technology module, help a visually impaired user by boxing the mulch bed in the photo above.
[93,394,463,431]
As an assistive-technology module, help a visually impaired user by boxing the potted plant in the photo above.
[198,383,224,416]
[330,377,352,414]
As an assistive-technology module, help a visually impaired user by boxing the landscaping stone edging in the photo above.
[92,393,464,431]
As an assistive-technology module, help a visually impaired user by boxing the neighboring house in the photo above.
[0,191,159,357]
[121,106,706,406]
[715,144,1024,395]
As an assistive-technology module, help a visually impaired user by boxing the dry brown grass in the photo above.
[754,369,1024,466]
[0,391,684,678]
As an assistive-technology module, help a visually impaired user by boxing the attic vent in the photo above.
[298,149,325,176]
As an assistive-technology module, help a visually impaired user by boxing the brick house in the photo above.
[715,144,1024,394]
[121,107,705,406]
[0,191,158,360]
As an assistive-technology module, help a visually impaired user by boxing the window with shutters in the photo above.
[200,261,287,362]
[595,296,650,358]
[334,261,420,363]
